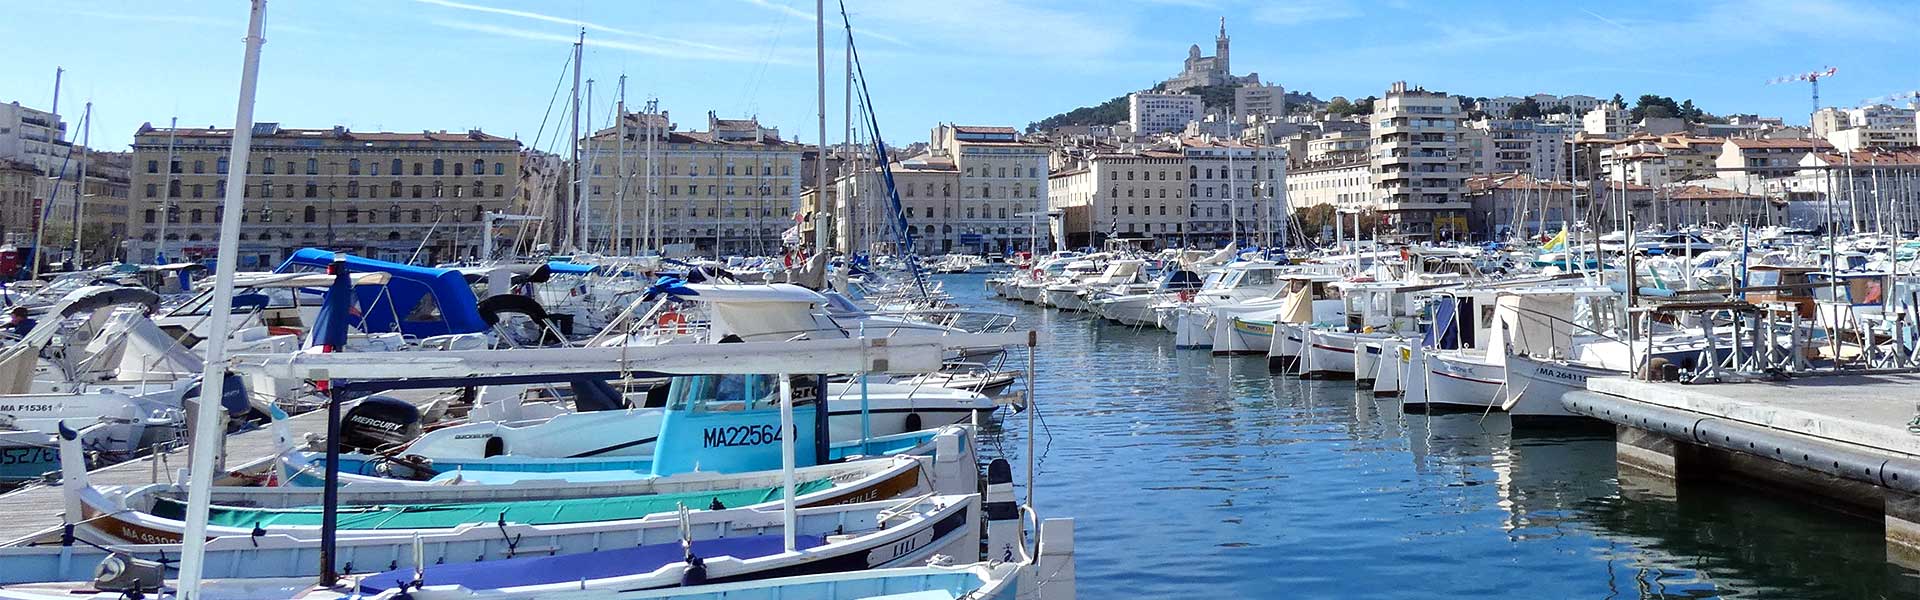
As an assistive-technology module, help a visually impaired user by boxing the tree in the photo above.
[1352,96,1377,115]
[1630,94,1681,121]
[1610,93,1625,107]
[1506,97,1543,119]
[1324,97,1353,116]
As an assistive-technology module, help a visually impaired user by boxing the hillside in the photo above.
[1026,87,1324,133]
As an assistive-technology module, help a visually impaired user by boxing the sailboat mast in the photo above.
[645,98,657,254]
[73,102,90,264]
[582,79,595,252]
[157,116,178,263]
[176,1,268,595]
[567,29,583,252]
[812,0,830,256]
[615,75,627,256]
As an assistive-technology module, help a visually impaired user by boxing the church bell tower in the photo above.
[1215,17,1230,77]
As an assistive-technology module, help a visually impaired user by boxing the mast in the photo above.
[32,70,62,279]
[582,78,595,251]
[566,29,583,252]
[73,102,90,265]
[837,32,853,255]
[177,1,267,595]
[615,75,627,256]
[812,0,829,256]
[157,117,178,263]
[644,98,657,255]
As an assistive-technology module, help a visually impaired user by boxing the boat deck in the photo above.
[0,389,444,546]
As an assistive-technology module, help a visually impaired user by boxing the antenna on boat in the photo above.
[175,2,269,597]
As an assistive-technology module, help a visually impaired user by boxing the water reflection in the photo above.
[948,273,1911,598]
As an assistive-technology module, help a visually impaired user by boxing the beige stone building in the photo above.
[1285,157,1371,212]
[832,125,1047,255]
[0,159,40,246]
[1048,138,1285,249]
[581,112,804,256]
[129,123,522,266]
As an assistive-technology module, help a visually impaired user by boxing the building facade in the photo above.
[1582,102,1629,137]
[1233,84,1287,123]
[0,101,67,177]
[581,112,804,257]
[129,123,523,266]
[1049,139,1285,249]
[1371,82,1471,237]
[1129,93,1204,138]
[1286,157,1370,212]
[832,125,1045,255]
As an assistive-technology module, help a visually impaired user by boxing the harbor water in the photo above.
[952,273,1920,599]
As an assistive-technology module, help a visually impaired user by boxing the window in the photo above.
[413,162,423,176]
[261,157,274,174]
[347,181,359,198]
[473,204,483,222]
[191,208,204,223]
[345,208,358,223]
[217,157,229,174]
[494,162,505,175]
[305,182,317,198]
[433,182,444,198]
[306,158,317,175]
[143,209,155,224]
[348,158,360,175]
[392,159,403,174]
[453,185,464,198]
[475,159,486,175]
[146,160,158,174]
[193,160,205,174]
[261,182,274,198]
[411,209,422,223]
[1189,166,1197,179]
[303,206,316,222]
[369,161,379,176]
[412,185,423,198]
[433,159,444,175]
[191,184,204,198]
[216,181,226,197]
[145,183,157,197]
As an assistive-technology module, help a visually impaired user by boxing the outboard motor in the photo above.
[339,395,422,453]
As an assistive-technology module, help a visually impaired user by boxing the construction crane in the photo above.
[1767,66,1838,117]
[1862,90,1920,108]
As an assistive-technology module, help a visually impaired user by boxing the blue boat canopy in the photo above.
[276,248,485,338]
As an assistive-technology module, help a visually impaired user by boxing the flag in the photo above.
[1541,226,1568,251]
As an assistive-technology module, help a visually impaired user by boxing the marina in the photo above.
[4,0,1920,598]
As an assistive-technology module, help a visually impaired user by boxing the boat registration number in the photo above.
[0,446,56,466]
[702,424,782,448]
[0,404,56,413]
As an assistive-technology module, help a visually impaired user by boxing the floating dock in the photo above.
[1566,373,1920,567]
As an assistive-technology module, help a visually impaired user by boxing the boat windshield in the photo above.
[666,374,782,413]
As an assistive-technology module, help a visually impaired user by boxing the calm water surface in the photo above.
[946,273,1920,599]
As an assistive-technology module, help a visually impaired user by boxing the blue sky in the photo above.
[4,0,1917,153]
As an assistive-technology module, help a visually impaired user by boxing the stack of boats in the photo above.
[0,249,1074,600]
[993,225,1920,422]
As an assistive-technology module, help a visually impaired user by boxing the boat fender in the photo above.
[681,553,708,586]
[904,412,922,432]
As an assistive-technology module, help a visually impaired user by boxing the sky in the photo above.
[3,0,1917,153]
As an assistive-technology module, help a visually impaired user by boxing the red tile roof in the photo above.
[1726,138,1832,150]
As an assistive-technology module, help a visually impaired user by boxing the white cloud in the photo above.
[431,20,795,65]
[1251,0,1363,26]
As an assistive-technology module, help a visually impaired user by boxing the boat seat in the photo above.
[353,532,827,594]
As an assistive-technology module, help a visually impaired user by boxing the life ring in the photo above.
[656,311,688,334]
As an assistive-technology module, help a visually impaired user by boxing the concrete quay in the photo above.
[1565,373,1920,569]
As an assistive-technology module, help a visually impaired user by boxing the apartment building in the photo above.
[1582,102,1629,138]
[1048,138,1285,249]
[1286,157,1371,212]
[1371,81,1471,238]
[581,111,804,256]
[1813,104,1919,151]
[1468,119,1574,180]
[1716,138,1833,186]
[1129,92,1204,137]
[129,123,523,266]
[1233,84,1287,123]
[1598,134,1725,186]
[0,101,67,177]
